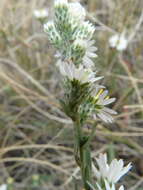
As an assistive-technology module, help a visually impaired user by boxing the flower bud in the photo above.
[44,21,62,46]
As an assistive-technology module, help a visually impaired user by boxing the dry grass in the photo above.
[0,0,143,189]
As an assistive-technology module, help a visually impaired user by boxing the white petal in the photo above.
[87,52,98,58]
[108,159,122,183]
[111,160,125,183]
[103,98,116,105]
[91,76,103,83]
[95,153,109,178]
[89,46,98,52]
[83,56,94,68]
[97,112,113,123]
[103,107,117,115]
[114,162,132,183]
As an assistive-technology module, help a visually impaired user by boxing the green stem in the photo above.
[74,119,93,190]
[80,143,92,190]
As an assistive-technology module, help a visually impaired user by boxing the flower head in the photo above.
[93,153,132,184]
[109,32,128,51]
[91,88,117,122]
[57,60,102,84]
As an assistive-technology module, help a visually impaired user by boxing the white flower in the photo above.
[69,2,86,21]
[0,184,7,190]
[109,32,128,51]
[92,88,117,123]
[97,180,124,190]
[93,153,132,184]
[57,60,102,84]
[33,8,48,19]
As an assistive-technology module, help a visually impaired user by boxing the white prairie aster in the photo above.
[0,184,7,190]
[33,8,48,19]
[97,180,124,190]
[93,153,132,184]
[57,60,102,84]
[92,88,117,123]
[109,32,128,51]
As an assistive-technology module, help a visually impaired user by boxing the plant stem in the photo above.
[74,119,92,190]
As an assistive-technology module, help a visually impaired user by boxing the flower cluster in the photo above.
[44,0,117,123]
[91,153,132,190]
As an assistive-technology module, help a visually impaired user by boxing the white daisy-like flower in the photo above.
[57,60,102,84]
[33,8,48,19]
[109,32,128,51]
[93,153,132,184]
[73,39,97,68]
[97,180,124,190]
[69,2,86,21]
[92,88,117,123]
[0,184,7,190]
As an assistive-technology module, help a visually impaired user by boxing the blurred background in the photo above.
[0,0,143,189]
